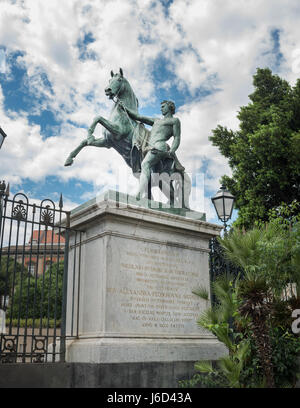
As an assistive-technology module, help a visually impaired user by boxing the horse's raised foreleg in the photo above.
[88,116,122,141]
[64,136,109,167]
[64,139,88,166]
[64,114,122,167]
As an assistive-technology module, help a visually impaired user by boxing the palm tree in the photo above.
[194,219,300,388]
[194,275,252,388]
[220,228,280,388]
[238,275,275,387]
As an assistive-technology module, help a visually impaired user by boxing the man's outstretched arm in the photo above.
[119,102,155,126]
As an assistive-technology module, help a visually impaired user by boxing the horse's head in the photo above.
[105,68,138,111]
[105,68,125,100]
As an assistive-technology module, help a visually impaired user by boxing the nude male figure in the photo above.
[120,100,181,199]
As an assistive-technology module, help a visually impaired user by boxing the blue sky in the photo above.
[0,0,300,226]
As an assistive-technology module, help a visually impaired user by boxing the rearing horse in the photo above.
[64,68,138,170]
[64,68,191,207]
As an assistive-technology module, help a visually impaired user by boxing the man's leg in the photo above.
[136,151,163,199]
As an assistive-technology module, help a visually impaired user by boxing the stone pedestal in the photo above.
[65,190,227,363]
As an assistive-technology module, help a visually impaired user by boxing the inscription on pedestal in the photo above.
[106,237,209,336]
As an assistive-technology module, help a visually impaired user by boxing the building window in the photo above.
[28,264,35,276]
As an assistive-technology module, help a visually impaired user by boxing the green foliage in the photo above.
[210,68,300,229]
[9,318,61,328]
[0,256,23,297]
[220,216,300,387]
[220,218,300,300]
[188,278,300,388]
[190,275,253,388]
[238,326,300,388]
[178,371,228,388]
[197,275,238,351]
[183,211,300,388]
[271,328,300,387]
[192,285,209,301]
[7,262,64,320]
[190,338,251,388]
[218,341,251,388]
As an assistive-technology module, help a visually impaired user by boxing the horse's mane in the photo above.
[121,76,139,112]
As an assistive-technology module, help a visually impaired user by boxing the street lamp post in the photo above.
[211,185,235,333]
[211,184,235,233]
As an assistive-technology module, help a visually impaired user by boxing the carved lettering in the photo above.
[106,240,208,336]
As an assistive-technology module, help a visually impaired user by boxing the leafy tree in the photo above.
[194,276,252,388]
[8,261,64,321]
[210,68,300,229]
[0,256,23,300]
[182,211,300,388]
[220,220,300,387]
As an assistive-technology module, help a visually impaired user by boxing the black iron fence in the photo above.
[209,236,243,305]
[0,182,82,363]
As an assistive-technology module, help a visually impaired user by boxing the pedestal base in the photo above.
[66,337,227,364]
[65,191,226,364]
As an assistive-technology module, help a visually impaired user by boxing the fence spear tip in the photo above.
[59,193,63,209]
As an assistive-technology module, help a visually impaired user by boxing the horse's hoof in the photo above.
[64,157,74,166]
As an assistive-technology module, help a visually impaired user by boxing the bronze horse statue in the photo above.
[64,68,191,208]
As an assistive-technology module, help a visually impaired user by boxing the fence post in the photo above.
[60,211,70,363]
[0,181,7,243]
